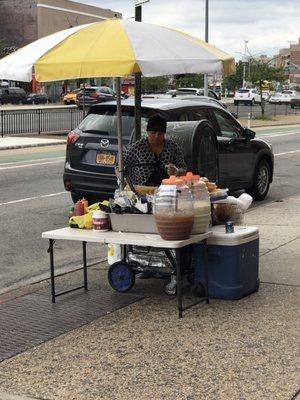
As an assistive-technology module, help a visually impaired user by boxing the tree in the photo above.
[175,74,204,88]
[222,61,244,92]
[141,76,169,93]
[248,59,285,116]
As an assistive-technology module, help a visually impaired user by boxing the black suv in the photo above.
[63,98,274,203]
[76,86,116,108]
[0,86,27,104]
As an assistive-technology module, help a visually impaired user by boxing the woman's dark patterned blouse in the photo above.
[124,138,186,185]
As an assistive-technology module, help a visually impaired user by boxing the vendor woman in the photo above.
[124,114,186,185]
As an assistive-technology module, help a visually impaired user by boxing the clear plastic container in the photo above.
[182,172,211,234]
[153,176,194,240]
[213,203,244,225]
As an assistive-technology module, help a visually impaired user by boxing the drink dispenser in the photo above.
[183,172,211,234]
[153,176,194,240]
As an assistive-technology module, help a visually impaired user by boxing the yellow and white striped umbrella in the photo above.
[0,19,235,82]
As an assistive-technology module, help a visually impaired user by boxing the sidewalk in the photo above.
[0,135,65,150]
[0,194,299,400]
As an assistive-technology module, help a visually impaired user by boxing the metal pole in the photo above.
[203,0,209,96]
[134,5,142,141]
[82,83,86,118]
[115,77,124,189]
[242,40,248,88]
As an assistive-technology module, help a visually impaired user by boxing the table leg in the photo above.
[175,248,183,318]
[203,239,210,304]
[82,241,88,290]
[48,239,55,303]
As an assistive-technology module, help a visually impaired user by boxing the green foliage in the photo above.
[175,74,204,88]
[222,59,285,91]
[141,76,170,93]
[222,61,244,90]
[249,59,285,84]
[141,74,205,93]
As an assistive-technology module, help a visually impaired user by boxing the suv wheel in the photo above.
[247,159,271,200]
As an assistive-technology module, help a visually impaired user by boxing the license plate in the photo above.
[96,152,116,165]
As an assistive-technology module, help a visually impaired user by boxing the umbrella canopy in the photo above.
[0,19,235,82]
[0,18,235,189]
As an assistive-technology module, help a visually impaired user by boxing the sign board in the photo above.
[135,0,150,6]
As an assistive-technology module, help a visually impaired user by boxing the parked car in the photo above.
[63,89,81,105]
[63,98,273,203]
[76,86,116,108]
[269,91,295,104]
[290,93,300,108]
[25,92,48,104]
[261,91,270,102]
[169,95,238,118]
[233,88,261,105]
[171,87,221,100]
[0,86,27,104]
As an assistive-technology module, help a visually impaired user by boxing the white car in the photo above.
[269,91,296,104]
[234,88,261,105]
[262,91,270,101]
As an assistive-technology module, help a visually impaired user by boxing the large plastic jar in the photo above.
[182,172,211,234]
[153,176,194,240]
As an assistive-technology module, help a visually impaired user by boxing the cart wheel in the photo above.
[108,262,135,292]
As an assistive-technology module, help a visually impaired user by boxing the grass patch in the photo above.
[253,115,274,121]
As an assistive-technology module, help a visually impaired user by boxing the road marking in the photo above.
[0,158,64,170]
[257,132,298,138]
[0,191,68,206]
[0,156,65,167]
[275,149,300,156]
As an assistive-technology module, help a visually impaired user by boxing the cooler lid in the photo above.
[207,225,259,246]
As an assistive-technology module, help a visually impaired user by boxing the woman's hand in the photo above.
[166,163,179,176]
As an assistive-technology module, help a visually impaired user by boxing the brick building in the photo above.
[0,0,122,99]
[0,0,121,47]
[276,38,300,85]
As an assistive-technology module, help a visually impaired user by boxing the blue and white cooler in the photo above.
[192,225,259,300]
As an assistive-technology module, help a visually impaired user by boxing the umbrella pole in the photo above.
[115,77,124,189]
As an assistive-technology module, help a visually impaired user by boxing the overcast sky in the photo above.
[74,0,299,60]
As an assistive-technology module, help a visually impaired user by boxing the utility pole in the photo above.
[134,1,149,141]
[203,0,209,96]
[242,40,248,88]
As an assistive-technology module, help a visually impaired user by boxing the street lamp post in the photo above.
[134,0,149,141]
[203,0,209,96]
[242,40,248,88]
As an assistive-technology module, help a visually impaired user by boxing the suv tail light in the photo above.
[248,92,250,97]
[64,179,73,191]
[67,131,80,145]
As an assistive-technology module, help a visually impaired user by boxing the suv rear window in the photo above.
[237,89,250,93]
[78,106,149,137]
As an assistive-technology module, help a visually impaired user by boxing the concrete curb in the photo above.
[0,141,65,150]
[0,392,39,400]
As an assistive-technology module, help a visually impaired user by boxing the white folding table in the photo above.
[42,227,212,318]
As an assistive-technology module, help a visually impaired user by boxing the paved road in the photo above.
[0,145,104,293]
[0,124,299,292]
